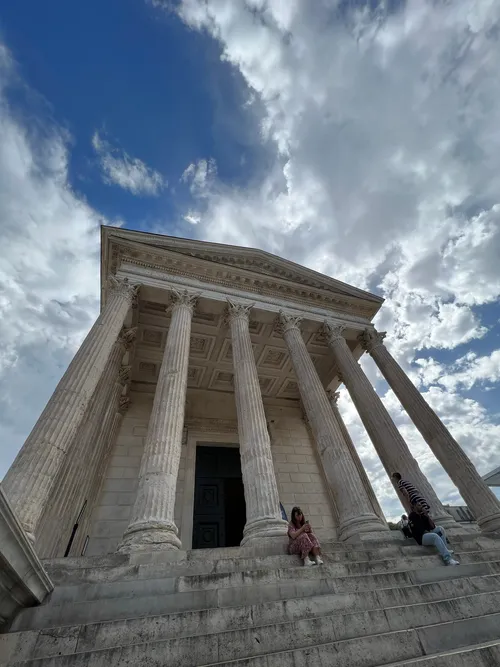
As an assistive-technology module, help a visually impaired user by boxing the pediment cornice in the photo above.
[102,229,382,322]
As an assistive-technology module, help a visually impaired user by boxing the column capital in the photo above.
[118,396,130,415]
[224,299,254,324]
[118,365,131,387]
[274,311,303,335]
[326,389,340,406]
[168,288,199,313]
[108,276,140,303]
[118,326,137,350]
[323,321,347,343]
[358,328,387,354]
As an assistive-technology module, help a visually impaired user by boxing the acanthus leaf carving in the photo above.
[168,288,199,312]
[118,396,131,415]
[224,298,254,324]
[108,275,140,305]
[358,329,387,354]
[274,311,303,336]
[323,321,346,344]
[118,365,132,386]
[118,326,137,350]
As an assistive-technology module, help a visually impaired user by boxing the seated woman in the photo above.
[288,506,323,567]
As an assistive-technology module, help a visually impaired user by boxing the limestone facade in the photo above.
[4,226,500,564]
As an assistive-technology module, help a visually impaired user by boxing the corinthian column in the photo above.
[3,277,138,543]
[119,289,197,552]
[226,301,288,545]
[71,397,131,557]
[277,312,388,540]
[38,328,135,557]
[324,322,455,527]
[360,329,500,533]
[326,390,386,525]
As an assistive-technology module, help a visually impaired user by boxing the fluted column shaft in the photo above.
[324,323,455,527]
[227,301,287,545]
[361,330,500,533]
[37,329,134,557]
[119,290,196,552]
[327,390,386,525]
[277,313,388,540]
[3,277,138,542]
[71,399,129,557]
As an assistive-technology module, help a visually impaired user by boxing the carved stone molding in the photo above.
[323,321,347,343]
[114,244,377,322]
[118,365,132,387]
[358,329,387,354]
[274,311,303,335]
[184,417,239,434]
[326,389,340,406]
[118,326,137,350]
[118,396,131,415]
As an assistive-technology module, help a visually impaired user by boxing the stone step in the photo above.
[389,640,500,666]
[9,557,500,632]
[41,549,500,608]
[42,543,500,586]
[2,586,500,664]
[9,611,500,666]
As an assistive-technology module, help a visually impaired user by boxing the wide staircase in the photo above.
[2,534,500,666]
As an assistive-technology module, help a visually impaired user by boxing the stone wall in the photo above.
[267,408,338,542]
[85,390,338,556]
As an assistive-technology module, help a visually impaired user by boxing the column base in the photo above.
[240,517,289,547]
[117,521,182,553]
[477,511,500,535]
[338,513,389,542]
[431,512,458,529]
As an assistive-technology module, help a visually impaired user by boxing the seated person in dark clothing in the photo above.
[408,503,459,566]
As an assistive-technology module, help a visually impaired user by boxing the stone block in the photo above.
[286,454,308,463]
[276,463,299,473]
[92,520,129,539]
[102,478,138,493]
[289,473,311,483]
[99,493,118,507]
[95,506,132,522]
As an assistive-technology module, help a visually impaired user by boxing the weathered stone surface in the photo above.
[277,312,388,540]
[360,328,500,534]
[118,290,197,552]
[226,300,287,545]
[327,390,386,524]
[324,322,456,528]
[37,330,134,559]
[2,277,137,543]
[0,487,53,628]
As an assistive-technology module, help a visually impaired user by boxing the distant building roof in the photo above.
[483,466,500,487]
[443,505,475,523]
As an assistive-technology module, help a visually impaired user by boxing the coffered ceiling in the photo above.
[131,297,357,402]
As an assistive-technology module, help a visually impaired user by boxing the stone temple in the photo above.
[1,226,500,665]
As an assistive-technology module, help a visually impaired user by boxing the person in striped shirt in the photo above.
[391,472,430,513]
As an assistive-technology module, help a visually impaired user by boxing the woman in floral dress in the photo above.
[288,506,323,567]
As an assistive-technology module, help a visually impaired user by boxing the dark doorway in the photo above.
[193,446,246,549]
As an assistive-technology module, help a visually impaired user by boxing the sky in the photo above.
[1,0,499,521]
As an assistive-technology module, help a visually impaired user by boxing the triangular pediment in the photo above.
[102,227,382,308]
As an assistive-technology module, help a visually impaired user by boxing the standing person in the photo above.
[392,472,430,512]
[288,507,323,567]
[399,514,412,538]
[409,503,459,566]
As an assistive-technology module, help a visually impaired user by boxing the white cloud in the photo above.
[166,0,500,518]
[92,130,166,196]
[0,45,109,478]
